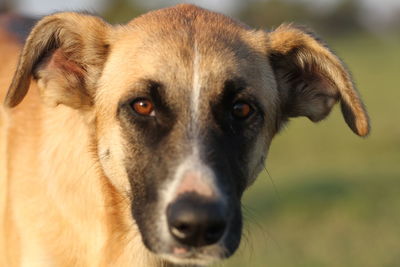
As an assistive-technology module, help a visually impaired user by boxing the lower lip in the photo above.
[173,246,189,255]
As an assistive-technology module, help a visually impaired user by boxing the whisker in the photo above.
[263,163,282,202]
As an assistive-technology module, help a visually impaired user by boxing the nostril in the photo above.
[171,222,192,239]
[167,194,227,247]
[175,223,189,233]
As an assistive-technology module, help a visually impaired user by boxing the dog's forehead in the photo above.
[99,5,275,114]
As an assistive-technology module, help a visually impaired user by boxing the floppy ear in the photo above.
[267,24,370,137]
[4,12,110,109]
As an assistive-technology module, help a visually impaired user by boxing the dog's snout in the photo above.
[167,194,227,247]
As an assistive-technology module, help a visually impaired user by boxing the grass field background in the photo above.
[217,35,400,267]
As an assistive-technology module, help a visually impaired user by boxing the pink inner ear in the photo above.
[48,48,85,77]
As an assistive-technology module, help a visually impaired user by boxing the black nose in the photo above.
[166,194,227,247]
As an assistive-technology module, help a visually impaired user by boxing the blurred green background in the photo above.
[2,0,399,266]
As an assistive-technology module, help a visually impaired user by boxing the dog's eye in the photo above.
[232,101,253,119]
[131,98,155,116]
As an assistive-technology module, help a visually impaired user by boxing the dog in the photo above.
[0,4,369,267]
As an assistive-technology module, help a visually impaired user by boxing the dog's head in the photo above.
[4,4,369,266]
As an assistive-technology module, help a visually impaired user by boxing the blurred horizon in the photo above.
[1,0,400,35]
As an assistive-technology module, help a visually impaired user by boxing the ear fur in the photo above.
[4,12,110,109]
[267,24,370,137]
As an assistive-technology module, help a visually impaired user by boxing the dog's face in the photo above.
[4,4,369,266]
[95,11,277,263]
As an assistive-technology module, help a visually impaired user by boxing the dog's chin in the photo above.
[158,248,228,266]
[160,255,219,266]
[142,237,233,266]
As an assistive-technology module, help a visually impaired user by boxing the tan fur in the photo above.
[0,4,369,267]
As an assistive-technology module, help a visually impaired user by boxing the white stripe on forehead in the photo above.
[191,41,201,136]
[159,42,224,236]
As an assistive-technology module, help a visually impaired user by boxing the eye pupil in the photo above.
[132,99,154,116]
[232,102,252,119]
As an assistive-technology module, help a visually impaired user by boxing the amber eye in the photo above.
[131,98,155,116]
[232,101,253,119]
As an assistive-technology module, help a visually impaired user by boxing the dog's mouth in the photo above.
[139,216,237,266]
[159,243,231,266]
[149,208,241,266]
